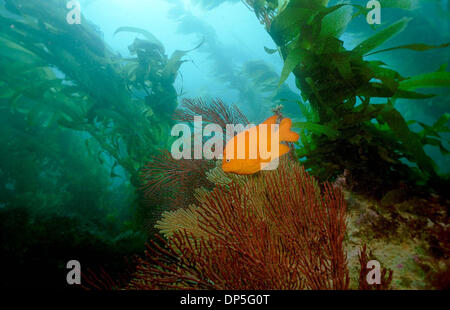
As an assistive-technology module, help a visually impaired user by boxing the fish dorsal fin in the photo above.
[262,115,278,125]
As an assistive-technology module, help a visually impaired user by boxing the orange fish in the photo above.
[222,115,299,174]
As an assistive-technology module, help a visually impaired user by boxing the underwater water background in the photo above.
[82,0,290,120]
[82,0,449,172]
[0,0,449,289]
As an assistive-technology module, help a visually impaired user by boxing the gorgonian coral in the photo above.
[140,149,214,209]
[140,98,250,209]
[173,98,250,130]
[129,159,349,290]
[358,244,394,290]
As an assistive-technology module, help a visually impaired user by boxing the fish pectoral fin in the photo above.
[278,143,290,157]
[260,159,280,171]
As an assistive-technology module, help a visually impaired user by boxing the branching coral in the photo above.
[130,160,349,290]
[141,98,250,209]
[155,203,208,239]
[205,160,247,187]
[174,98,250,129]
[358,245,394,290]
[140,150,214,209]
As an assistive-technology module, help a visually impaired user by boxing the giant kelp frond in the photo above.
[130,160,350,290]
[240,60,303,117]
[165,0,296,121]
[0,0,191,187]
[242,0,450,196]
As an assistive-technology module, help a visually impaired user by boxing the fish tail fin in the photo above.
[278,118,299,142]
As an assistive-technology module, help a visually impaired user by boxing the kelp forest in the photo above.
[0,0,449,291]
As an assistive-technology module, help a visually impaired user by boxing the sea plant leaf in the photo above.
[394,90,435,99]
[433,113,450,132]
[162,39,204,83]
[278,42,304,86]
[320,5,353,38]
[399,71,450,90]
[352,17,411,55]
[366,43,450,56]
[293,121,339,138]
[379,104,436,177]
[270,8,314,45]
[114,26,165,53]
[264,46,278,54]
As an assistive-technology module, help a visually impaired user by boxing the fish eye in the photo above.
[226,158,231,163]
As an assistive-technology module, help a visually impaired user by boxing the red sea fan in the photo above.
[358,244,394,290]
[130,160,350,290]
[140,150,214,209]
[173,98,250,129]
[141,98,248,208]
[262,166,349,289]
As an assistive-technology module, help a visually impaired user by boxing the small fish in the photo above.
[222,115,299,175]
